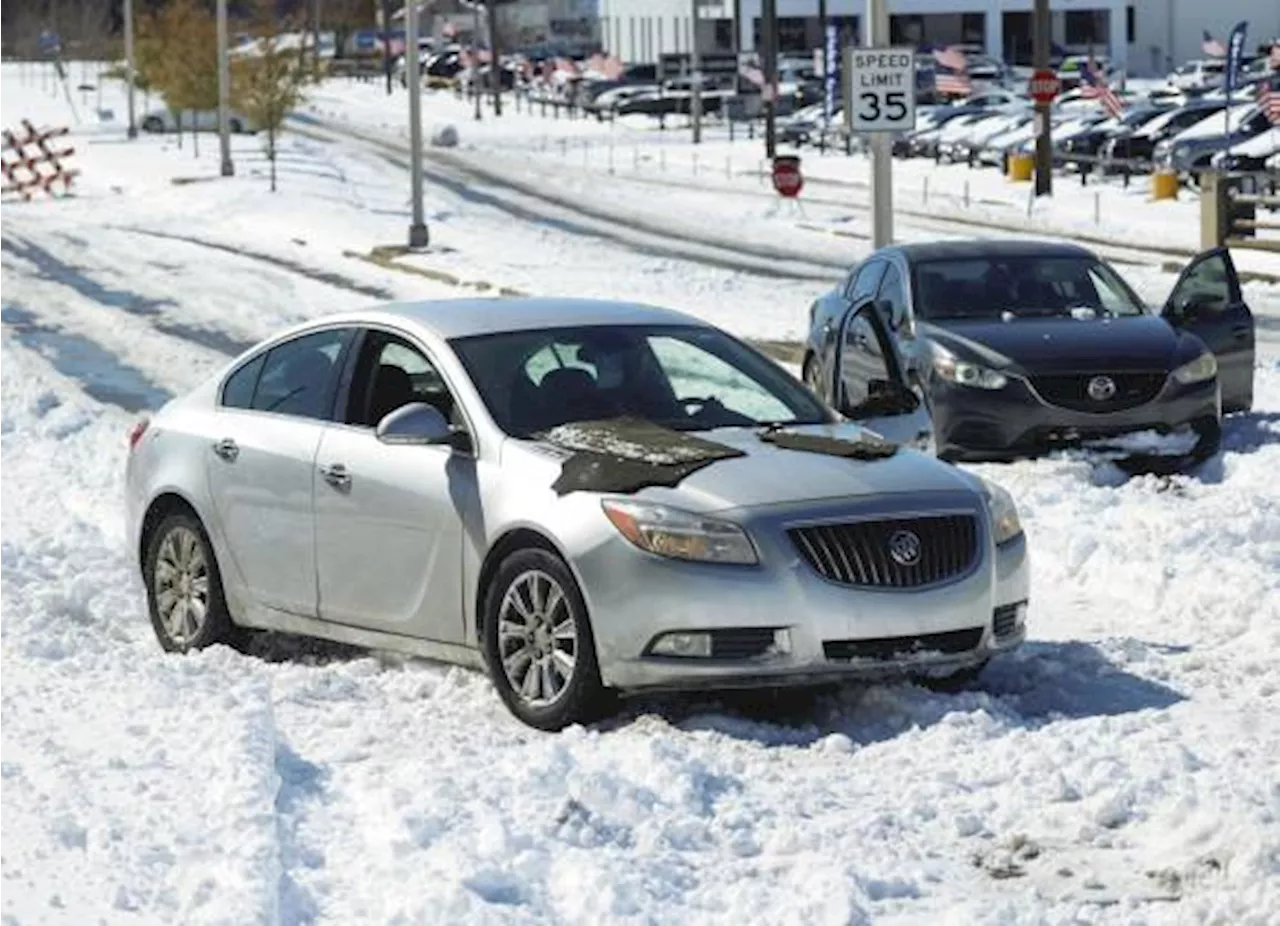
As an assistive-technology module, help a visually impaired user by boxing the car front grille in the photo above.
[1030,372,1167,412]
[788,514,979,589]
[824,627,984,662]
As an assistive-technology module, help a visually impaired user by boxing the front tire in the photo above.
[143,512,242,653]
[482,548,607,730]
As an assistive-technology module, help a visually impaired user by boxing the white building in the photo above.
[596,0,1280,76]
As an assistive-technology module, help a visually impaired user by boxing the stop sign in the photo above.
[1028,68,1061,104]
[771,155,803,198]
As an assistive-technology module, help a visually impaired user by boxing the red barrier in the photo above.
[1,119,79,200]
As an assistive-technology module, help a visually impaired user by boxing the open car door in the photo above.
[835,297,934,451]
[1162,247,1255,412]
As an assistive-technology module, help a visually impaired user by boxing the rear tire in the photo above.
[482,548,609,731]
[143,512,246,653]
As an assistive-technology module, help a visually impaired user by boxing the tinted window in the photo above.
[252,328,349,420]
[911,256,1145,320]
[346,331,458,427]
[839,305,893,413]
[876,265,909,330]
[221,353,265,409]
[845,261,886,302]
[1173,253,1233,313]
[451,325,831,437]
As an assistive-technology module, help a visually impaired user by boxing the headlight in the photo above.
[1172,351,1217,385]
[934,354,1008,390]
[981,479,1023,545]
[602,500,758,565]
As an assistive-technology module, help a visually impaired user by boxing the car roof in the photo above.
[361,297,707,340]
[888,240,1098,263]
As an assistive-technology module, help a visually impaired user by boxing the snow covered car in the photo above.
[139,108,257,134]
[802,241,1255,463]
[126,298,1029,730]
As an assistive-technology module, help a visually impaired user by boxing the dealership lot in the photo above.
[3,67,1279,924]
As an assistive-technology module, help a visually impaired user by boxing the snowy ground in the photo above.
[3,66,1280,925]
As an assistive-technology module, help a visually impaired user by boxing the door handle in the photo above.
[212,438,239,462]
[319,463,352,490]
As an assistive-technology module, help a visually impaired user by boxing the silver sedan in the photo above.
[126,298,1030,730]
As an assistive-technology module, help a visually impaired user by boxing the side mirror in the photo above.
[376,402,458,447]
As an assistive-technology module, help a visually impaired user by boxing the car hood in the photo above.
[923,314,1187,374]
[511,423,980,514]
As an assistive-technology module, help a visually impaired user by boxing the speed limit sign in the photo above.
[843,46,917,133]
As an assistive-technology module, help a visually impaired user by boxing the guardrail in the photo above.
[1202,171,1280,252]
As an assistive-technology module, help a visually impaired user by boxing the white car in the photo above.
[140,108,258,134]
[1168,59,1227,93]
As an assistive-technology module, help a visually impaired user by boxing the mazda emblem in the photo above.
[1087,375,1117,401]
[888,530,922,567]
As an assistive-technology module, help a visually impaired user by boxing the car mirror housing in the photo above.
[376,402,455,446]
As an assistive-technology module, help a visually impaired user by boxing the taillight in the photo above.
[128,419,150,449]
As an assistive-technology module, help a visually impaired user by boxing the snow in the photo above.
[4,64,1280,925]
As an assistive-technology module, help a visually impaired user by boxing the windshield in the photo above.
[451,324,832,438]
[912,256,1146,321]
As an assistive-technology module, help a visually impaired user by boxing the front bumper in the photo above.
[573,490,1030,692]
[930,372,1220,460]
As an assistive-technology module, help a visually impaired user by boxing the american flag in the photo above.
[739,63,765,87]
[1260,78,1280,124]
[1202,31,1227,58]
[1080,55,1124,118]
[932,46,971,97]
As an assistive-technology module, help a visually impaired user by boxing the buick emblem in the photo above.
[1087,375,1117,401]
[888,530,922,567]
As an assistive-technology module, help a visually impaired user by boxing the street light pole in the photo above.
[762,0,777,158]
[690,0,701,144]
[216,0,234,176]
[867,0,892,247]
[406,0,429,249]
[124,0,137,139]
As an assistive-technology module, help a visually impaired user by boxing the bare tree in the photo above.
[233,0,310,192]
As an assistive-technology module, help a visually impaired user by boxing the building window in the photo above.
[1126,6,1135,45]
[1064,10,1106,47]
[961,13,984,45]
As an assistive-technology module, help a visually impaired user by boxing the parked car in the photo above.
[1101,98,1229,163]
[1211,129,1280,171]
[1057,54,1114,91]
[1155,101,1275,179]
[126,298,1027,730]
[1167,59,1227,93]
[140,108,257,134]
[1057,104,1175,160]
[803,241,1255,463]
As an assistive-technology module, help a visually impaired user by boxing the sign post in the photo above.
[845,3,914,247]
[1033,0,1052,197]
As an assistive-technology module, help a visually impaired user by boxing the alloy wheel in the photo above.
[497,569,578,707]
[153,526,210,646]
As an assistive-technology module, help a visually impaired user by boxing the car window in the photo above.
[450,324,830,437]
[221,353,266,409]
[346,331,459,427]
[845,260,885,302]
[1173,253,1233,313]
[875,264,909,331]
[839,304,894,414]
[251,328,350,420]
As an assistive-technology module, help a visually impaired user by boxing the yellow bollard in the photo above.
[1007,153,1034,182]
[1151,169,1179,201]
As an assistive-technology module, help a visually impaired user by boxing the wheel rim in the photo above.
[497,570,577,708]
[154,526,210,646]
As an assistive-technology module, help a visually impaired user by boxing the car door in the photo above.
[206,326,353,617]
[312,328,472,642]
[1162,247,1255,412]
[835,299,932,447]
[819,260,886,395]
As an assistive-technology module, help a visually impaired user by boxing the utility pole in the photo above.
[406,0,429,249]
[489,2,502,116]
[472,1,483,121]
[123,0,136,138]
[762,0,777,158]
[312,0,322,75]
[1033,0,1052,196]
[867,0,892,247]
[381,0,393,95]
[818,0,829,133]
[216,0,233,176]
[690,0,702,144]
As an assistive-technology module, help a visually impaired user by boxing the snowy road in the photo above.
[3,68,1280,925]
